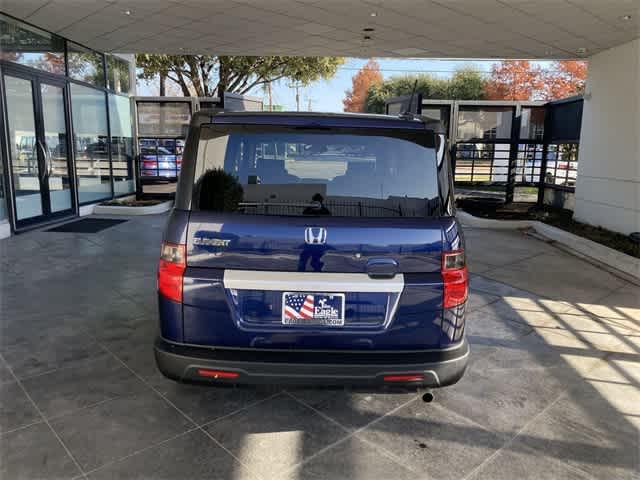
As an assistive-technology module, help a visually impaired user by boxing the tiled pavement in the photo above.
[0,214,638,480]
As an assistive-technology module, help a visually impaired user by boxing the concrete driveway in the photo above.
[1,214,638,480]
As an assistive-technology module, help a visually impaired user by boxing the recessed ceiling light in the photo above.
[363,27,375,32]
[122,9,131,15]
[370,12,378,17]
[620,14,632,21]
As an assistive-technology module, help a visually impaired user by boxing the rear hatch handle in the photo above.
[366,258,399,279]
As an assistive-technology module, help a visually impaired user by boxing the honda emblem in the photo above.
[304,227,327,245]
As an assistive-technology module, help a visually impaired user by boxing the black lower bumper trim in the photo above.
[154,338,469,388]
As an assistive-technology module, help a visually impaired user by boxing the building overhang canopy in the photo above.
[2,0,639,58]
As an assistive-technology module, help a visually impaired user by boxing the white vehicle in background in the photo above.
[546,145,578,186]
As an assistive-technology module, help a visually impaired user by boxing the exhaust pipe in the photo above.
[422,391,434,403]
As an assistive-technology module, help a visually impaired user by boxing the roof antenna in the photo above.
[401,79,418,119]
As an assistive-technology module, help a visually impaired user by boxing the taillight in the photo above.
[158,242,186,303]
[197,369,239,379]
[383,374,424,382]
[442,249,468,309]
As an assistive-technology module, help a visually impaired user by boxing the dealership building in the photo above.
[0,13,136,237]
[0,4,638,238]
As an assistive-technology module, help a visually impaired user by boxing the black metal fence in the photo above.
[385,96,584,206]
[536,97,583,205]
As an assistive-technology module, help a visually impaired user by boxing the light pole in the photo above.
[288,81,303,111]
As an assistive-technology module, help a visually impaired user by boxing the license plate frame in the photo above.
[282,292,346,326]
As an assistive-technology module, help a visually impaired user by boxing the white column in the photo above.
[573,39,640,235]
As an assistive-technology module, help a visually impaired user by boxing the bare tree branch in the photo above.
[166,72,192,96]
[240,74,286,94]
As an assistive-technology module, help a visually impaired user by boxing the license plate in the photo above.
[282,292,345,326]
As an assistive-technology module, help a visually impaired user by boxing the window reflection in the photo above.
[70,84,112,203]
[0,14,65,75]
[109,94,135,195]
[520,107,545,140]
[67,42,105,87]
[137,102,191,137]
[456,106,513,140]
[422,106,450,134]
[0,151,6,221]
[196,129,440,218]
[106,55,131,94]
[41,83,73,212]
[442,303,465,343]
[4,75,43,220]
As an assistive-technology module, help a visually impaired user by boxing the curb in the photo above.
[93,200,174,216]
[457,211,536,230]
[457,210,640,283]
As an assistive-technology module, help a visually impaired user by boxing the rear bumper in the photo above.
[154,337,469,388]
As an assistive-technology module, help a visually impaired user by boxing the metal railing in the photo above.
[542,143,579,188]
[453,141,511,184]
[412,98,583,205]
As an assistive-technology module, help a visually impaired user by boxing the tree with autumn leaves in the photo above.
[483,60,587,101]
[350,59,587,112]
[542,60,587,100]
[343,59,383,112]
[484,60,542,101]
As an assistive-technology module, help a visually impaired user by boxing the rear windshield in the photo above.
[193,124,440,217]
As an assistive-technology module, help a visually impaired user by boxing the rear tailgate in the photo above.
[186,212,442,273]
[181,212,448,349]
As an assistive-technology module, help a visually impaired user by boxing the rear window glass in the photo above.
[193,125,440,217]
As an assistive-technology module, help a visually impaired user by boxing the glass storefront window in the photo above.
[0,147,8,222]
[41,83,73,213]
[422,105,451,135]
[0,14,65,75]
[106,55,131,94]
[520,107,545,140]
[109,94,135,195]
[67,41,105,87]
[456,106,513,141]
[70,84,111,204]
[137,101,191,136]
[4,75,43,220]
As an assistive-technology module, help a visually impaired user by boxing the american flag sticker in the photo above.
[282,293,345,325]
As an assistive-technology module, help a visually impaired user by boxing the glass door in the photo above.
[40,80,73,214]
[4,74,43,223]
[3,70,75,228]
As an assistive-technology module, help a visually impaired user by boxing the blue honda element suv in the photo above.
[155,111,469,389]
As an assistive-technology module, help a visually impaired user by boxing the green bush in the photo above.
[365,67,487,113]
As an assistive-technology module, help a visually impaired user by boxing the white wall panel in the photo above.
[574,39,640,234]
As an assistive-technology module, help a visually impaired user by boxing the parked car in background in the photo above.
[155,111,469,390]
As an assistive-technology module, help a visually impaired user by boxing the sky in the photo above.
[137,57,556,112]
